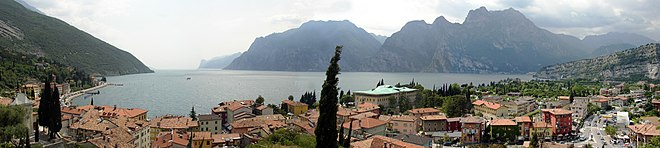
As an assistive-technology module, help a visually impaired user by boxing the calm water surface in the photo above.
[72,70,531,118]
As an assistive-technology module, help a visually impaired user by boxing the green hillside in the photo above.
[0,0,152,76]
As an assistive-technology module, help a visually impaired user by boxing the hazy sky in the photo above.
[23,0,660,69]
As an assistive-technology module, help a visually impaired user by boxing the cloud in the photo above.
[19,0,660,69]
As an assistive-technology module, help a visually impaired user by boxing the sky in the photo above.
[22,0,660,69]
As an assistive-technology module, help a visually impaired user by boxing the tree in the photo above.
[49,86,62,139]
[641,136,660,148]
[288,95,294,101]
[187,132,193,148]
[605,126,617,137]
[314,45,342,148]
[38,76,52,130]
[256,95,265,105]
[585,144,593,148]
[530,135,539,148]
[189,106,197,120]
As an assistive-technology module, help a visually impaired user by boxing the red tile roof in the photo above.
[282,100,307,107]
[541,109,573,115]
[514,116,532,123]
[420,115,447,121]
[408,108,440,114]
[473,100,502,110]
[390,115,415,122]
[0,98,12,106]
[341,118,387,129]
[490,119,517,126]
[629,124,660,136]
[353,135,424,148]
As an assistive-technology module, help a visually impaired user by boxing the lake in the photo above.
[72,70,532,118]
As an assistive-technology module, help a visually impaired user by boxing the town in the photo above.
[2,77,660,148]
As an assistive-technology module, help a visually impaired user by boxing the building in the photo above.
[591,98,609,109]
[616,112,630,129]
[353,85,417,108]
[652,100,660,111]
[570,97,590,121]
[356,102,380,114]
[514,116,533,140]
[531,121,552,140]
[420,115,447,132]
[389,115,417,135]
[149,115,200,142]
[407,108,441,118]
[254,105,273,115]
[10,93,33,132]
[489,119,519,143]
[611,96,629,107]
[229,118,286,135]
[472,100,509,119]
[67,107,150,148]
[541,109,573,139]
[110,116,151,148]
[340,118,387,139]
[460,117,484,145]
[281,100,309,115]
[198,114,223,134]
[212,133,241,147]
[447,118,461,132]
[628,124,660,147]
[75,105,148,121]
[152,131,213,148]
[211,100,255,125]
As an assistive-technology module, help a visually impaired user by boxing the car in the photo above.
[597,132,601,135]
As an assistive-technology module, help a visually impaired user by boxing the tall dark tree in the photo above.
[344,119,353,148]
[49,83,62,139]
[90,97,94,106]
[314,45,342,148]
[288,95,294,101]
[338,119,345,145]
[256,95,265,105]
[38,76,51,133]
[189,106,197,120]
[187,132,194,148]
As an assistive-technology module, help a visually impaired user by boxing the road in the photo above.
[574,113,627,148]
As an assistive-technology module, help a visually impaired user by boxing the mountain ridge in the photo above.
[0,0,152,76]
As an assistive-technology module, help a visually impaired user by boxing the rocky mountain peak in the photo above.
[432,16,451,26]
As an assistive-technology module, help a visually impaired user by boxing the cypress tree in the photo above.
[50,84,62,139]
[38,76,51,132]
[338,119,345,145]
[344,119,353,148]
[187,132,194,148]
[189,106,197,120]
[314,45,342,148]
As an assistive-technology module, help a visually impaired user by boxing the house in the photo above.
[473,100,509,119]
[149,115,200,142]
[628,124,660,147]
[353,85,417,108]
[356,102,380,114]
[570,97,590,121]
[611,96,629,107]
[281,100,309,115]
[489,119,519,143]
[74,105,148,121]
[350,135,424,148]
[337,106,358,124]
[460,116,484,145]
[420,115,447,132]
[229,118,286,135]
[514,116,533,140]
[152,131,213,148]
[531,121,552,141]
[341,118,388,139]
[254,105,273,115]
[541,109,573,139]
[212,133,241,147]
[408,108,441,118]
[110,116,151,148]
[447,117,461,132]
[198,114,223,134]
[389,115,417,135]
[591,98,609,109]
[211,100,255,125]
[652,100,660,111]
[67,107,150,148]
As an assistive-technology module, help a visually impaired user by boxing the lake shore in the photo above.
[62,83,108,106]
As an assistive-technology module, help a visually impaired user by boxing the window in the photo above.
[215,121,218,124]
[207,141,210,145]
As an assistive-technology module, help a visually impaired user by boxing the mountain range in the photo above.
[225,20,382,71]
[221,7,656,74]
[0,0,152,76]
[198,52,242,69]
[535,43,660,80]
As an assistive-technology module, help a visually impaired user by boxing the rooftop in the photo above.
[460,116,484,124]
[514,116,532,123]
[490,119,517,126]
[354,85,417,96]
[390,115,416,122]
[472,100,503,110]
[197,114,222,121]
[420,115,447,121]
[341,118,387,130]
[282,100,308,107]
[150,115,199,129]
[408,108,440,114]
[541,109,573,115]
[629,124,660,136]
